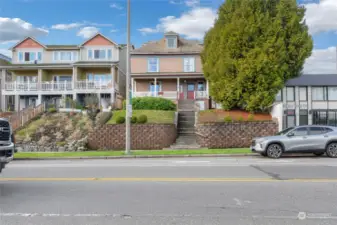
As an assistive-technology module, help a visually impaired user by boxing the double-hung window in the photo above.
[286,87,295,101]
[166,37,177,48]
[88,49,113,60]
[53,51,78,62]
[328,87,337,100]
[184,57,195,72]
[299,87,307,101]
[148,58,159,72]
[18,51,42,63]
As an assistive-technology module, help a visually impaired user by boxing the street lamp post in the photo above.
[125,0,131,155]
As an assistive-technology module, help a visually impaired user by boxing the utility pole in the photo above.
[125,0,131,155]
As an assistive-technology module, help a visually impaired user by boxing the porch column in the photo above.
[36,94,42,106]
[131,78,134,95]
[206,79,209,98]
[72,67,77,90]
[1,69,6,111]
[177,77,180,100]
[111,66,116,91]
[15,95,19,112]
[154,77,157,97]
[38,69,42,86]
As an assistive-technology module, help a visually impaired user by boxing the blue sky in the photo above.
[0,0,337,74]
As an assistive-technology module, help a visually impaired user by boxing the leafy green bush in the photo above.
[137,115,148,124]
[224,115,232,122]
[238,116,244,122]
[98,112,112,125]
[116,116,125,124]
[247,114,255,121]
[48,108,57,113]
[123,97,176,111]
[131,116,138,124]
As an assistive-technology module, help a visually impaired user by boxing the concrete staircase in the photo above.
[168,100,201,150]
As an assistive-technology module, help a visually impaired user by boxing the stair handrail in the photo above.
[194,102,200,127]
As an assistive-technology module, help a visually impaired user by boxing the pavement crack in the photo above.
[250,165,282,180]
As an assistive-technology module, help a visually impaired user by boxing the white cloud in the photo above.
[185,0,199,7]
[169,0,183,5]
[303,47,337,74]
[0,49,11,58]
[51,23,82,30]
[110,3,123,10]
[0,17,48,44]
[304,0,337,34]
[110,29,118,33]
[138,7,216,39]
[77,27,99,39]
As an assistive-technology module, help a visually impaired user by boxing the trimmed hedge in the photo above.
[123,97,176,111]
[131,116,138,124]
[116,116,125,124]
[137,115,148,124]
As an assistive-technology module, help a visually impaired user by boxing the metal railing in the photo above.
[5,80,115,92]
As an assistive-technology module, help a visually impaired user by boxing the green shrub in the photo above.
[238,116,244,122]
[56,141,66,146]
[224,115,232,122]
[116,116,125,124]
[137,115,148,124]
[131,116,138,124]
[123,97,176,111]
[48,104,55,109]
[247,114,255,121]
[98,112,112,125]
[48,108,57,113]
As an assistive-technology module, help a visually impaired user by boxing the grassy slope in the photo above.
[15,148,251,158]
[108,110,175,124]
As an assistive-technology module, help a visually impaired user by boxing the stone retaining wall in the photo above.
[88,124,177,150]
[196,121,278,148]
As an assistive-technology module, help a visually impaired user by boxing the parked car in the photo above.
[0,118,15,173]
[251,125,337,158]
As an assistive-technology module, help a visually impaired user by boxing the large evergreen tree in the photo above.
[201,0,313,112]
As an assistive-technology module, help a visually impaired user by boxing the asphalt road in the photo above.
[2,156,337,225]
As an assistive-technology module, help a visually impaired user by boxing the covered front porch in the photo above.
[132,77,209,101]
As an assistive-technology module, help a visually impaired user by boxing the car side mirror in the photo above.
[287,132,294,137]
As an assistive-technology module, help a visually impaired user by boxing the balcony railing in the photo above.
[4,80,115,92]
[195,91,208,99]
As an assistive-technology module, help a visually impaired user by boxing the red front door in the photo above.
[187,83,195,99]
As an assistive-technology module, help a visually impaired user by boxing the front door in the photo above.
[187,83,195,99]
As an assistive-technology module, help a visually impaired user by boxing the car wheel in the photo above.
[260,152,267,157]
[266,143,283,159]
[313,152,324,156]
[326,142,337,158]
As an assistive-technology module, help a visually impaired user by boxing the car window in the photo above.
[276,127,294,135]
[325,127,334,133]
[292,127,308,136]
[309,127,324,135]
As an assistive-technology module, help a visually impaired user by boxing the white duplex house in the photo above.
[0,33,126,111]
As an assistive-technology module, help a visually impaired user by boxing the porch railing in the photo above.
[134,91,178,99]
[195,91,208,99]
[4,80,115,92]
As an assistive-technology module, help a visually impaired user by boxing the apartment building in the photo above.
[0,33,126,111]
[131,32,210,110]
[272,74,337,131]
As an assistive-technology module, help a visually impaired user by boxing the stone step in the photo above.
[179,111,195,116]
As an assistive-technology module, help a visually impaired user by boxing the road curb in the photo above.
[13,153,257,161]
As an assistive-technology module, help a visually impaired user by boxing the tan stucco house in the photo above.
[131,32,210,110]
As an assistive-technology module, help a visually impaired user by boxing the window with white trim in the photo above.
[166,37,177,48]
[53,51,78,62]
[18,51,42,63]
[87,49,113,60]
[149,81,162,92]
[147,58,159,72]
[184,57,195,72]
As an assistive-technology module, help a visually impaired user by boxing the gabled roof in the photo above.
[10,37,46,50]
[46,45,79,50]
[164,31,179,36]
[79,33,118,47]
[286,74,337,86]
[0,54,11,63]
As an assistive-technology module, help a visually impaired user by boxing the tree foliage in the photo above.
[201,0,313,112]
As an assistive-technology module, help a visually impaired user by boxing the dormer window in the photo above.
[166,36,177,48]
